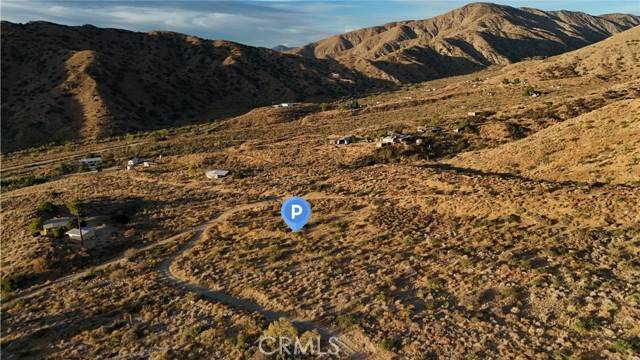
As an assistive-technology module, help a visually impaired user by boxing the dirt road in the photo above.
[3,196,372,358]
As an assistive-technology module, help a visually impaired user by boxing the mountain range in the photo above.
[1,2,638,152]
[292,3,640,82]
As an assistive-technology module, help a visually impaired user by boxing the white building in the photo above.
[79,157,102,171]
[43,217,72,235]
[205,169,230,179]
[335,136,352,145]
[127,157,141,166]
[273,103,294,108]
[127,157,153,170]
[377,135,398,147]
[66,228,95,240]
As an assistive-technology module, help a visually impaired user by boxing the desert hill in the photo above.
[294,3,640,82]
[451,27,640,184]
[451,99,640,184]
[272,44,295,52]
[0,21,387,153]
[494,25,640,82]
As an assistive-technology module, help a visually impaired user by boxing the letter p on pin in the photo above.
[291,204,303,219]
[281,197,311,232]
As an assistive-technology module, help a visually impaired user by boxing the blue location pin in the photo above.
[281,197,312,232]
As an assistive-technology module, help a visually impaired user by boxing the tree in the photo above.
[29,217,43,236]
[37,201,55,213]
[522,86,536,96]
[66,199,84,246]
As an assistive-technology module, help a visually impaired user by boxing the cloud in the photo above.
[1,0,339,47]
[1,0,637,47]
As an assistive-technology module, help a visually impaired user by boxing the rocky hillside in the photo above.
[2,3,638,153]
[451,27,640,184]
[0,21,388,153]
[294,3,640,82]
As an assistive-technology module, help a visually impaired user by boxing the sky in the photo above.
[2,1,639,48]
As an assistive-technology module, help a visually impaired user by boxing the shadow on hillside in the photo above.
[370,47,486,83]
[1,44,86,153]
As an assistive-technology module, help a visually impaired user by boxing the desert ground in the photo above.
[1,28,639,359]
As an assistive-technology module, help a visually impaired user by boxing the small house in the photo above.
[205,169,230,179]
[79,157,102,171]
[127,157,141,166]
[377,135,398,148]
[335,136,353,145]
[43,217,72,235]
[399,135,424,146]
[66,228,95,240]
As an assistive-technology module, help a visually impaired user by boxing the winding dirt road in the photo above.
[3,197,372,358]
[158,198,366,358]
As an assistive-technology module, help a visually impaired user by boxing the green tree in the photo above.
[37,201,55,213]
[66,199,84,246]
[29,217,43,236]
[522,86,536,96]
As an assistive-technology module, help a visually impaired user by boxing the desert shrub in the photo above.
[320,103,329,111]
[336,313,360,331]
[29,217,43,236]
[363,146,402,165]
[181,325,203,342]
[260,318,298,353]
[499,286,519,298]
[56,162,76,175]
[608,340,630,354]
[262,318,298,339]
[1,273,28,293]
[0,175,50,191]
[66,199,83,217]
[50,227,65,238]
[418,115,440,127]
[231,168,255,179]
[37,201,55,213]
[512,78,521,84]
[573,317,600,333]
[523,86,537,96]
[502,78,510,85]
[343,99,360,110]
[379,337,401,352]
[457,119,471,131]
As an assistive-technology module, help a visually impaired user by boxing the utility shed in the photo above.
[335,136,353,145]
[79,157,102,170]
[43,217,72,235]
[66,228,95,240]
[205,169,230,179]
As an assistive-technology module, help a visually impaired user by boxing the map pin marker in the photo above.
[281,197,312,232]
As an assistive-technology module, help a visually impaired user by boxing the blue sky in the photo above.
[2,1,638,48]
